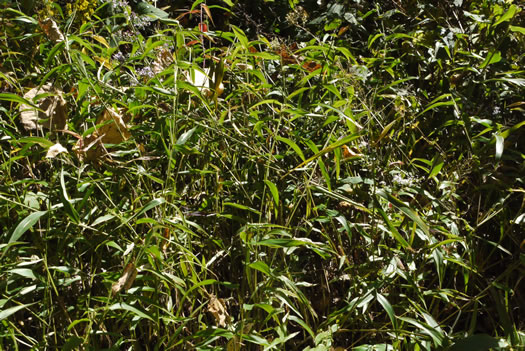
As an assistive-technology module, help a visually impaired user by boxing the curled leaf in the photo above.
[74,108,131,162]
[39,18,65,43]
[111,262,138,296]
[208,294,229,327]
[20,85,68,131]
[495,134,504,161]
[152,48,174,75]
[184,67,224,97]
[46,143,68,158]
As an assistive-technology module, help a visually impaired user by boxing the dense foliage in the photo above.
[1,0,524,349]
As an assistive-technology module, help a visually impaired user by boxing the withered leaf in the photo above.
[111,262,137,296]
[207,294,229,327]
[46,143,68,158]
[96,107,131,144]
[20,85,68,131]
[152,48,174,75]
[73,107,131,162]
[39,18,65,43]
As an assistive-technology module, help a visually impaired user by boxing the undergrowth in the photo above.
[0,0,524,350]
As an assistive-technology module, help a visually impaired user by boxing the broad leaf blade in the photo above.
[9,210,48,243]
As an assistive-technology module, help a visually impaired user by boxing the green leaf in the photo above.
[109,302,154,321]
[288,315,315,339]
[374,200,410,249]
[418,94,456,116]
[91,214,115,227]
[377,293,397,329]
[493,5,518,27]
[375,119,396,144]
[135,1,169,19]
[137,198,166,218]
[17,137,55,148]
[176,127,196,146]
[275,136,305,162]
[254,238,320,248]
[398,316,444,346]
[480,51,501,69]
[377,189,430,237]
[335,46,357,64]
[223,202,261,215]
[429,155,444,178]
[8,268,37,280]
[0,303,36,321]
[319,103,363,130]
[449,334,506,351]
[9,210,48,243]
[509,25,525,34]
[304,139,331,190]
[0,93,39,109]
[283,133,362,179]
[248,261,273,276]
[231,25,249,49]
[62,336,84,351]
[264,180,279,208]
[60,168,80,224]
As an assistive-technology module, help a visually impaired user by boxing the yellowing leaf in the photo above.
[94,56,113,70]
[92,35,109,48]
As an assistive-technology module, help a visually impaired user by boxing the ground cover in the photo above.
[0,0,524,349]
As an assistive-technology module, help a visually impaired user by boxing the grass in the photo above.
[0,0,524,350]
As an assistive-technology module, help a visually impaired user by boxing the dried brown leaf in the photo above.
[111,262,137,296]
[152,48,174,74]
[20,85,68,131]
[39,18,65,43]
[201,4,215,26]
[96,107,131,144]
[208,295,229,327]
[73,107,131,162]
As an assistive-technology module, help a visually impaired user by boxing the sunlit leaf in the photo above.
[493,4,518,26]
[495,134,504,161]
[480,51,501,69]
[248,261,273,276]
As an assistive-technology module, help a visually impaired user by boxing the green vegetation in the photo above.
[1,0,524,349]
